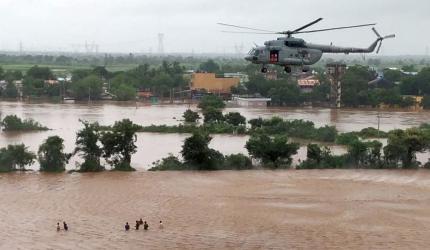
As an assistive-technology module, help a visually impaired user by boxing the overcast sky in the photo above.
[0,0,429,55]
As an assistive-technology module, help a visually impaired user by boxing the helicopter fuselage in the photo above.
[245,37,323,67]
[220,18,394,73]
[245,35,383,73]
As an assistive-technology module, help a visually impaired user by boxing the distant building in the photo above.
[44,80,59,85]
[297,75,320,93]
[224,73,249,83]
[190,73,240,94]
[234,97,271,107]
[137,90,154,99]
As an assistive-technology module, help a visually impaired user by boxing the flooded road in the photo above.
[0,101,429,169]
[1,170,430,249]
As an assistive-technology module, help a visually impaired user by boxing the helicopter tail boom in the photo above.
[308,28,395,54]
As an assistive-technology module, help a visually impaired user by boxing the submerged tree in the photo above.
[183,109,201,123]
[246,134,299,168]
[181,131,223,170]
[1,115,48,131]
[224,112,246,126]
[100,119,140,171]
[202,107,224,124]
[384,129,428,168]
[0,144,36,172]
[75,121,104,172]
[38,136,71,172]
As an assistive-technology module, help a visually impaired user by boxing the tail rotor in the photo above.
[372,28,395,54]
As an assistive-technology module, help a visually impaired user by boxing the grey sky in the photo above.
[0,0,428,55]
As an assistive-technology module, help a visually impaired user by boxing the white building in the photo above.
[224,73,249,83]
[234,97,271,107]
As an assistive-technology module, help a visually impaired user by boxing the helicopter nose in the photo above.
[245,55,258,62]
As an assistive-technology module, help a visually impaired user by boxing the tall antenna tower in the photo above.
[158,33,165,55]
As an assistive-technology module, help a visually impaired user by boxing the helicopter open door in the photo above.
[270,50,279,63]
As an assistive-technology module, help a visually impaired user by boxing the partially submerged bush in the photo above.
[0,144,36,172]
[336,132,360,145]
[1,115,49,131]
[222,154,253,170]
[149,155,185,171]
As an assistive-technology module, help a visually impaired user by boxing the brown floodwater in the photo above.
[1,170,430,249]
[0,101,429,170]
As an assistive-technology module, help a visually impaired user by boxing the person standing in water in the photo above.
[139,218,143,225]
[125,222,130,231]
[143,221,149,230]
[63,222,68,231]
[56,223,61,231]
[135,221,140,230]
[159,221,163,229]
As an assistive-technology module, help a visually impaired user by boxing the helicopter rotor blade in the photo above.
[290,18,323,34]
[377,41,383,54]
[221,30,279,34]
[217,23,278,33]
[295,23,376,34]
[372,27,382,38]
[384,34,396,39]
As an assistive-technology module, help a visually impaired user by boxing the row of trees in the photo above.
[150,130,299,171]
[300,126,430,169]
[152,125,430,171]
[0,119,140,173]
[0,61,187,101]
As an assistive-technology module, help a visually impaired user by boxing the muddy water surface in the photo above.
[1,170,430,249]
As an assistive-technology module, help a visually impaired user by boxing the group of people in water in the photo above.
[56,219,163,232]
[56,222,68,231]
[125,219,163,231]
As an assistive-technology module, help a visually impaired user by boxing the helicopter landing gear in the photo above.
[261,67,268,73]
[284,66,292,74]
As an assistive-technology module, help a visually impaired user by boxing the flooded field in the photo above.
[1,170,430,249]
[0,101,429,169]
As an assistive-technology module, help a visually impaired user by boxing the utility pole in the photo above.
[376,110,389,137]
[377,110,381,137]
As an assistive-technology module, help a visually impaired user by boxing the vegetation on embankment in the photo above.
[150,125,430,171]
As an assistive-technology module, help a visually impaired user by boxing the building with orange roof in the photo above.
[190,73,240,94]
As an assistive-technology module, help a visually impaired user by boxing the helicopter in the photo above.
[218,18,395,73]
